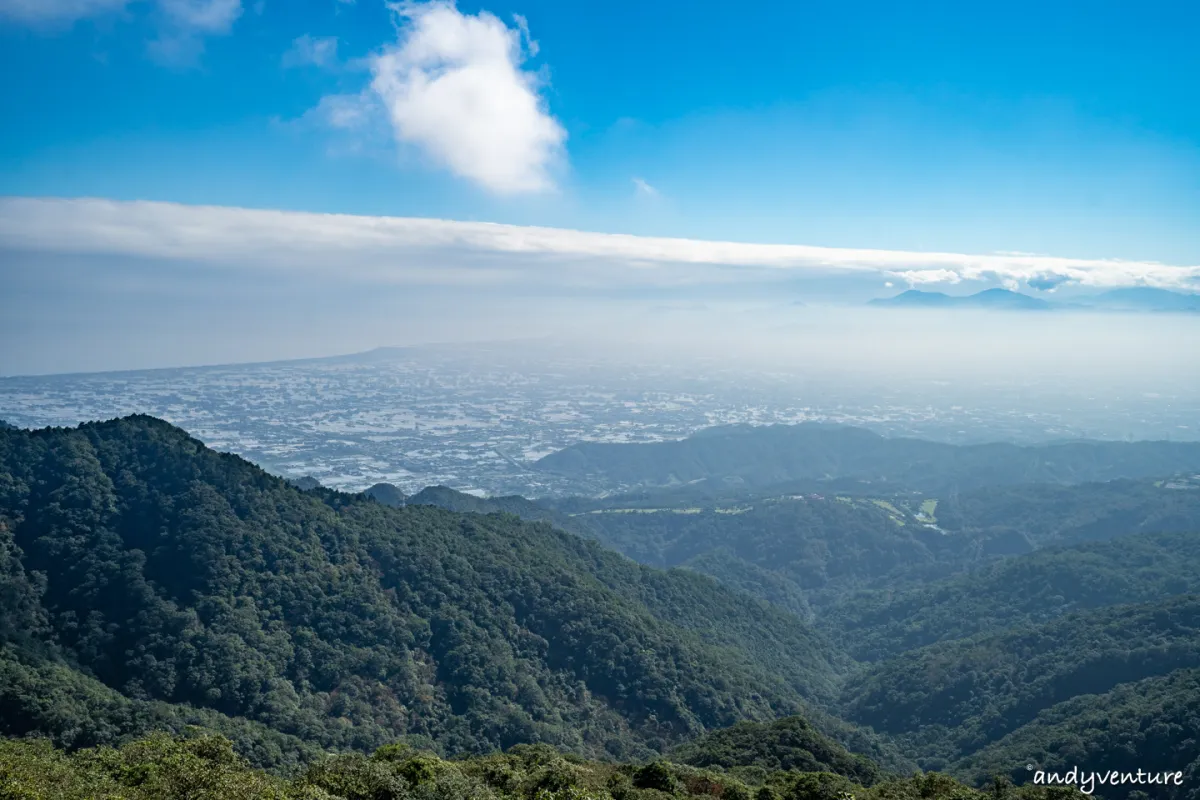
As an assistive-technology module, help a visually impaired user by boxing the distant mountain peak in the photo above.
[363,482,407,507]
[870,285,1200,313]
[1087,286,1200,312]
[869,288,1048,310]
[868,289,952,307]
[287,476,323,491]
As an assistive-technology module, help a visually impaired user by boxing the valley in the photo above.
[3,413,1198,799]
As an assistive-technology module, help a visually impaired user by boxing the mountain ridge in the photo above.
[535,422,1200,494]
[869,286,1200,313]
[870,288,1051,310]
[0,414,871,766]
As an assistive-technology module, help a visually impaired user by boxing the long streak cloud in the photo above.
[1,197,1199,291]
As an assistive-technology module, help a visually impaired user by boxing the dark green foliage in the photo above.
[338,490,860,713]
[670,717,882,786]
[0,648,323,772]
[777,770,857,800]
[681,550,812,621]
[0,732,298,799]
[632,761,678,792]
[404,485,592,536]
[0,731,1092,800]
[839,595,1200,764]
[547,479,1200,620]
[562,497,936,600]
[0,416,849,765]
[536,423,1200,494]
[821,531,1200,661]
[3,414,1196,800]
[406,486,564,521]
[957,669,1200,800]
[363,483,407,507]
[722,784,751,800]
[391,489,853,679]
[298,752,410,799]
[0,520,50,652]
[607,771,635,799]
[936,480,1200,546]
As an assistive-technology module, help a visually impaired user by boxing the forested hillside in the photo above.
[363,482,407,507]
[3,415,1199,800]
[0,416,859,766]
[669,716,883,784]
[839,595,1200,763]
[556,495,948,607]
[957,668,1200,793]
[819,530,1200,661]
[0,729,1088,800]
[537,423,1200,493]
[934,479,1200,545]
[529,480,1200,615]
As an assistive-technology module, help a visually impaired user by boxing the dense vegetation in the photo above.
[559,498,926,586]
[364,483,407,507]
[0,416,860,766]
[403,486,592,538]
[957,668,1200,796]
[305,469,1200,799]
[679,550,812,621]
[4,414,1199,800]
[0,648,324,772]
[839,595,1200,763]
[531,481,1200,616]
[933,480,1200,546]
[819,530,1200,661]
[669,717,882,785]
[536,423,1200,494]
[0,730,1090,800]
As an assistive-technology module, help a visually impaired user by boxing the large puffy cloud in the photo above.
[367,1,566,194]
[1,197,1199,292]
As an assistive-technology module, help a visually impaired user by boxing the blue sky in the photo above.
[3,0,1199,258]
[2,0,1200,373]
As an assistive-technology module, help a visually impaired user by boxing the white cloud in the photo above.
[306,92,375,129]
[633,177,658,197]
[0,0,129,25]
[147,0,240,64]
[366,1,566,194]
[2,197,1199,293]
[283,34,339,68]
[0,0,241,60]
[893,269,962,286]
[157,0,239,32]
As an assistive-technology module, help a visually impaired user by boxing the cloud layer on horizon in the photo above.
[2,197,1199,293]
